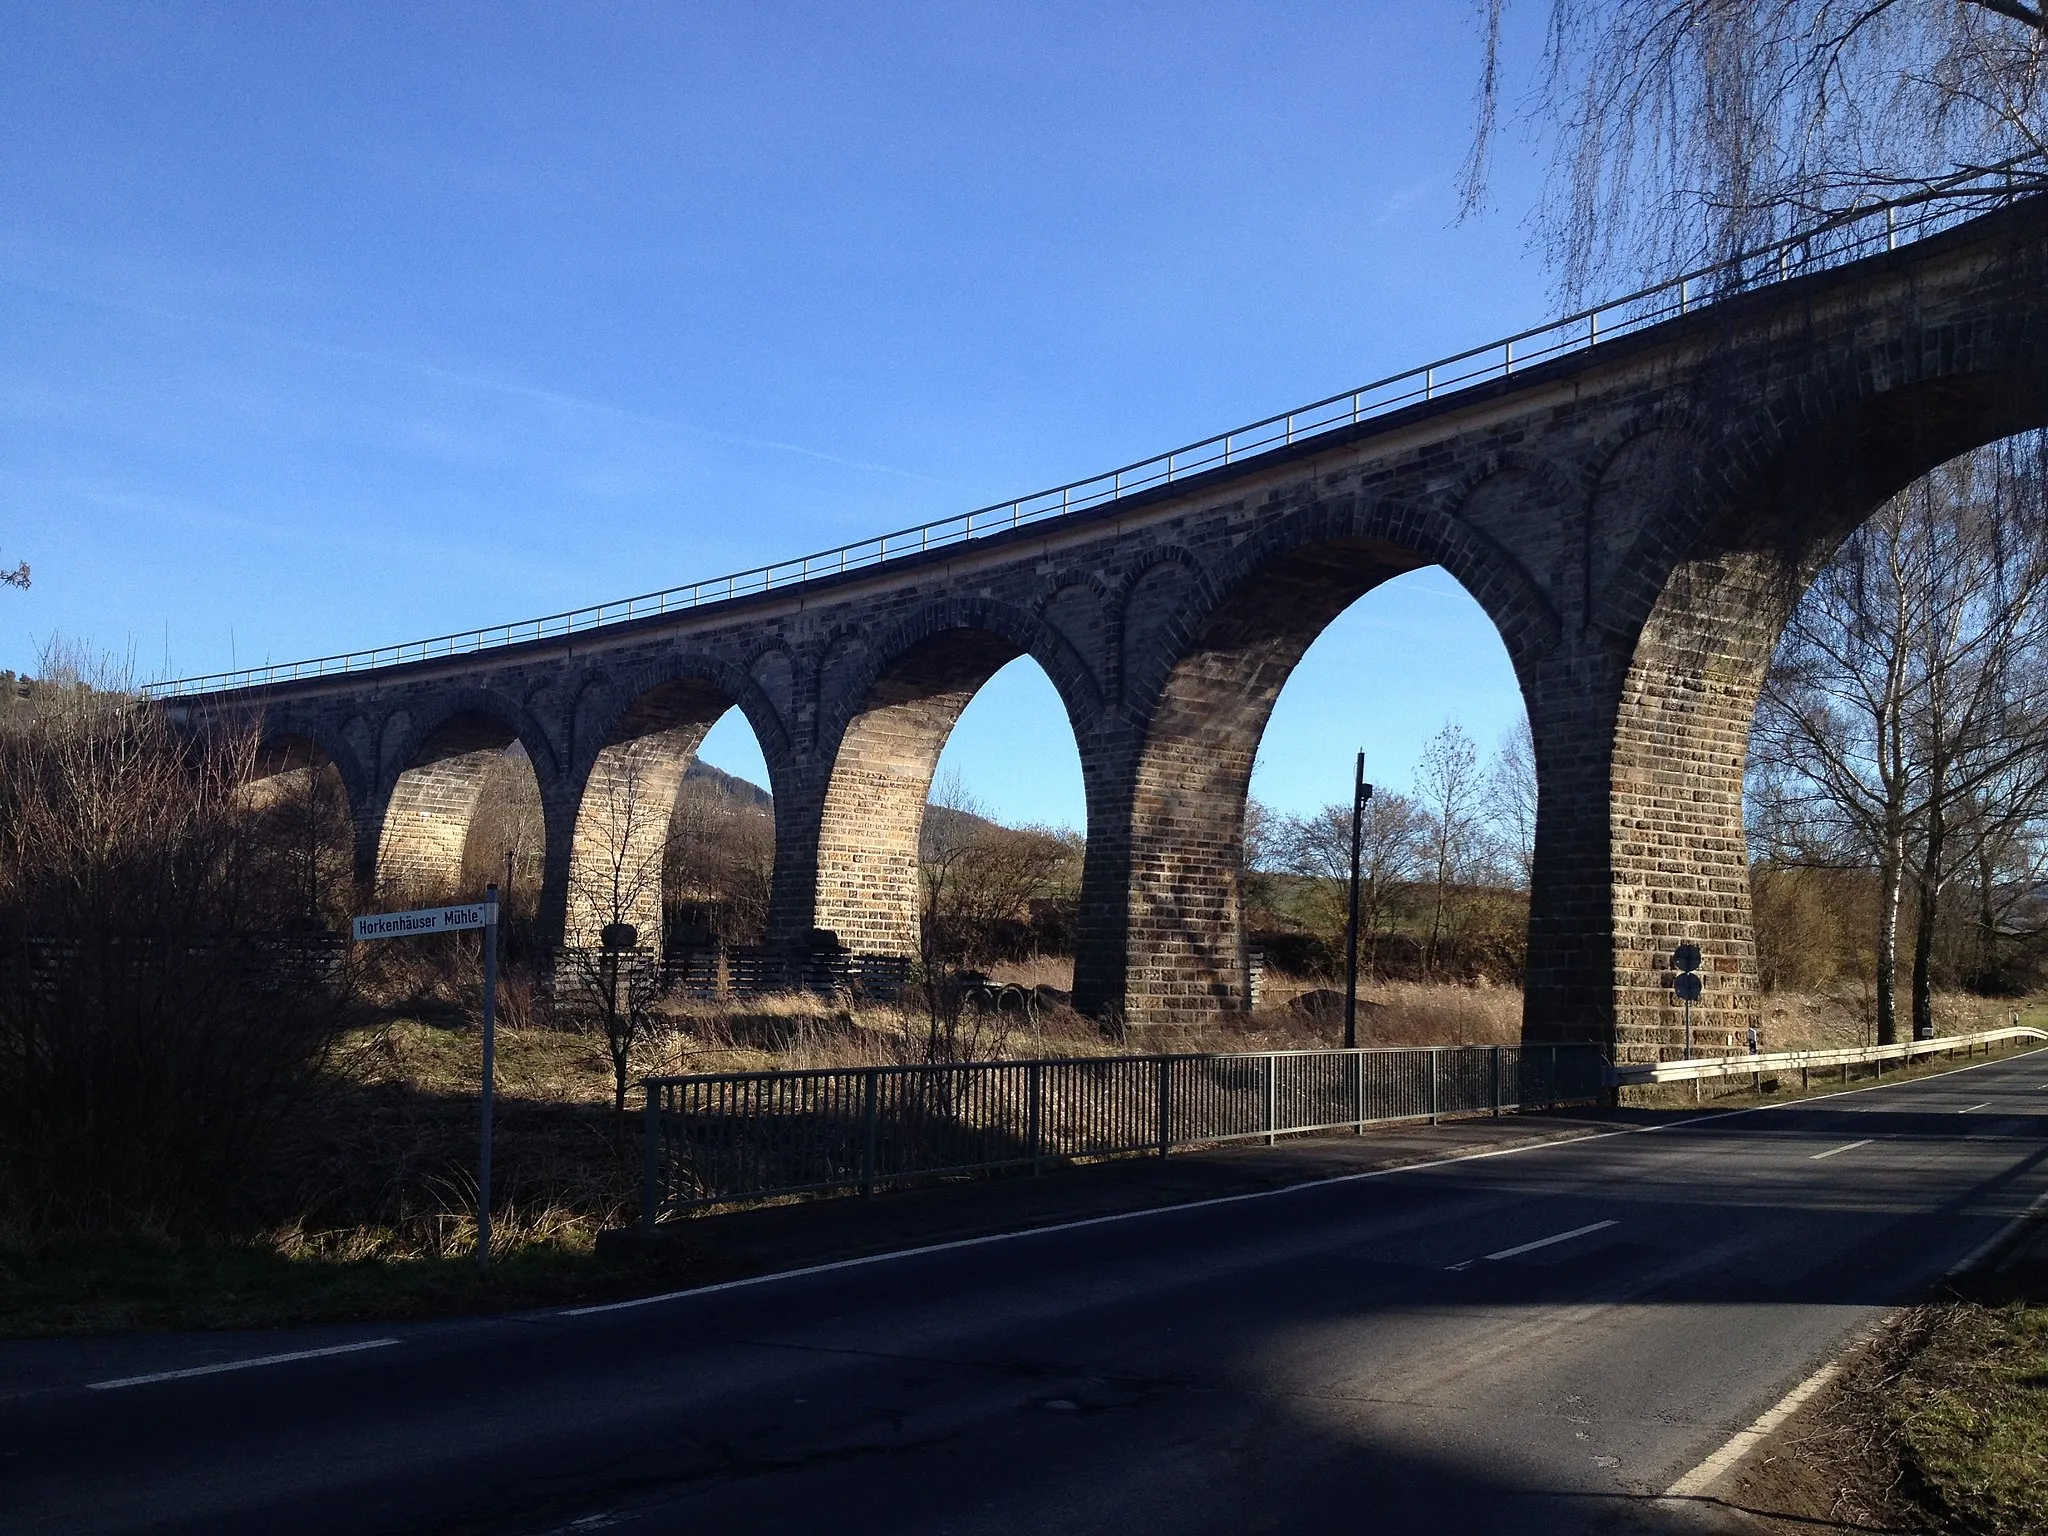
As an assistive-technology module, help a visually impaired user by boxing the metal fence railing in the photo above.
[639,1042,1607,1226]
[145,159,2047,701]
[1605,1025,2048,1088]
[0,929,348,997]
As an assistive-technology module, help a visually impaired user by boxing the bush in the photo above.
[0,682,353,1235]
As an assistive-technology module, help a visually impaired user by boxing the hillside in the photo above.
[680,758,1011,843]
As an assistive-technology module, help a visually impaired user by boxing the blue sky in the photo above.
[2,2,1551,828]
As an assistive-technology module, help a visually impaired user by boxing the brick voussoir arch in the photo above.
[251,715,373,812]
[1106,545,1215,712]
[1029,566,1118,618]
[1137,492,1563,717]
[383,687,563,796]
[803,595,1101,962]
[1595,322,2048,1063]
[1613,323,2048,638]
[569,652,796,791]
[817,594,1104,751]
[1429,468,1571,648]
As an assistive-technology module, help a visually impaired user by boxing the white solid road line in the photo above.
[1663,1354,1848,1499]
[1668,1142,2048,1500]
[567,1147,1648,1316]
[1960,1102,1994,1113]
[566,1046,2048,1320]
[1810,1139,1873,1160]
[1482,1219,1618,1262]
[87,1338,401,1392]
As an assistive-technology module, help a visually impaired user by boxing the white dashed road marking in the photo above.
[88,1339,401,1391]
[1482,1220,1619,1263]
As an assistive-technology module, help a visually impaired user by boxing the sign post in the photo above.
[1672,942,1703,1059]
[1342,754,1374,1052]
[352,886,500,1268]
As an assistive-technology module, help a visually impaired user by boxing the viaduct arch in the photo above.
[161,195,2048,1058]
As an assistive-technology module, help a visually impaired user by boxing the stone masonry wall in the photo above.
[191,199,2048,1055]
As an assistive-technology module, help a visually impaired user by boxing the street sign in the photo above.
[351,890,502,1269]
[352,901,498,941]
[1672,942,1704,1059]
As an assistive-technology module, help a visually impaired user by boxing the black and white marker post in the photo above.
[352,885,500,1268]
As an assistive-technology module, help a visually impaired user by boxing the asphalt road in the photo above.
[8,1052,2048,1536]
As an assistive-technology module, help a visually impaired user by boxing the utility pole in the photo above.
[1343,753,1373,1051]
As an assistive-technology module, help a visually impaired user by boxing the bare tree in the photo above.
[920,771,1079,970]
[1755,494,1941,1042]
[1467,1,2048,298]
[0,656,352,1233]
[564,756,669,1120]
[1274,791,1425,979]
[1954,757,2048,987]
[1752,441,2048,1039]
[246,756,354,928]
[1485,718,1538,889]
[1414,722,1487,976]
[666,772,775,947]
[1902,449,2048,1032]
[1,557,25,590]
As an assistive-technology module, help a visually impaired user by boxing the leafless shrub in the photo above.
[667,769,775,948]
[920,773,1082,969]
[0,659,355,1234]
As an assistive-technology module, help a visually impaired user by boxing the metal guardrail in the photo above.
[639,1042,1607,1225]
[145,159,2048,701]
[1604,1025,2048,1087]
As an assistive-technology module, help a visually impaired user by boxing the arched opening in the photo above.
[377,712,534,905]
[1246,568,1531,1021]
[462,742,546,927]
[1609,371,2048,1061]
[1115,535,1530,1031]
[242,735,355,930]
[669,707,777,958]
[566,678,776,954]
[922,656,1086,986]
[815,629,1084,971]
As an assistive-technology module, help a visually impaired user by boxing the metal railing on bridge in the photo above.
[639,1041,1607,1227]
[146,158,2047,701]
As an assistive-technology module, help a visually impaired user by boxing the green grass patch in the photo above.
[0,1230,726,1339]
[1887,1300,2048,1534]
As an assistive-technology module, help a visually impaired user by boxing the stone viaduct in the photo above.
[162,196,2048,1061]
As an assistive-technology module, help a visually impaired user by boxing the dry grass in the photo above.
[1242,974,1526,1048]
[1756,987,2028,1052]
[264,973,1536,1269]
[985,955,1078,992]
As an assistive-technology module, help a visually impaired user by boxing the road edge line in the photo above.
[1663,1355,1850,1499]
[560,1127,1639,1315]
[1662,1162,2048,1501]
